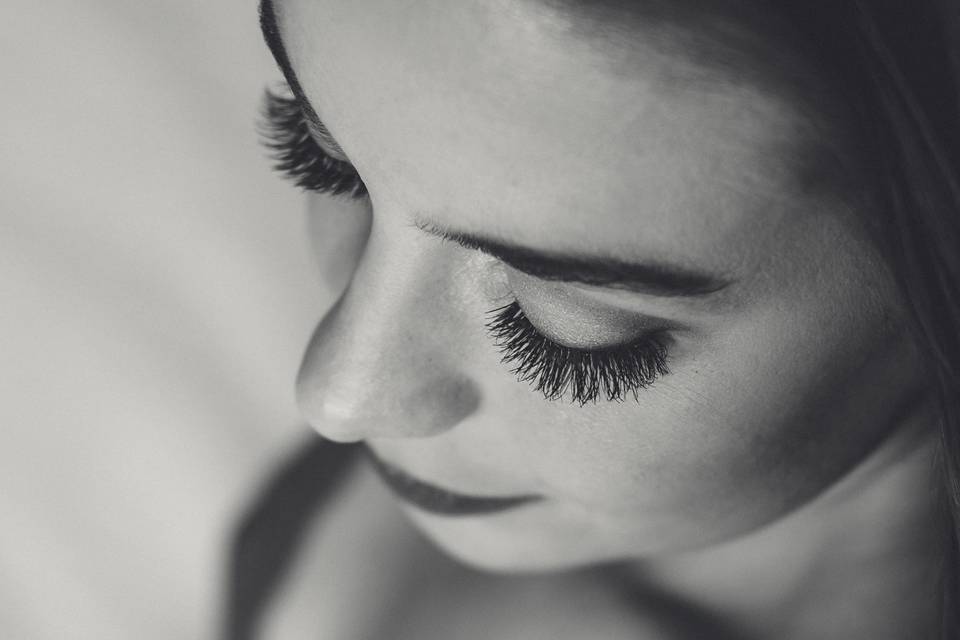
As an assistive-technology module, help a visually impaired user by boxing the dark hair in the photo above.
[785,1,960,636]
[566,0,959,635]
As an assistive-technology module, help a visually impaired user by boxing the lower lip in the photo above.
[363,447,542,517]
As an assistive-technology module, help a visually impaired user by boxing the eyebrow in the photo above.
[416,221,731,298]
[260,0,730,300]
[259,0,327,134]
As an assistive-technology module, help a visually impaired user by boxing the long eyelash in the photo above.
[486,301,669,405]
[259,87,367,198]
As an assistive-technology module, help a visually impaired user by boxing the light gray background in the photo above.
[0,2,328,637]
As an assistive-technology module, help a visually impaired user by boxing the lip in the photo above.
[363,446,542,516]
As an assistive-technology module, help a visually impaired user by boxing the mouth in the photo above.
[363,446,542,516]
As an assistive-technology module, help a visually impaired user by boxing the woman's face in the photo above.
[271,0,925,570]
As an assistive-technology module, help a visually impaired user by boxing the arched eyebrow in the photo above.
[260,0,325,131]
[261,0,732,300]
[416,220,733,298]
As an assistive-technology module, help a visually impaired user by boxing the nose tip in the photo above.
[295,390,369,443]
[296,369,481,442]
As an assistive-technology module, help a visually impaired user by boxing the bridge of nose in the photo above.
[295,217,482,439]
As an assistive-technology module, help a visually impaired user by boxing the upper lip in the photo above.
[363,446,542,516]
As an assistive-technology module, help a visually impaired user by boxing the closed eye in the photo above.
[259,87,368,198]
[486,300,671,404]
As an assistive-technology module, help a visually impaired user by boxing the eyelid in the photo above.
[505,264,686,338]
[486,299,671,404]
[270,75,352,163]
[515,295,671,351]
[306,119,351,163]
[260,87,367,198]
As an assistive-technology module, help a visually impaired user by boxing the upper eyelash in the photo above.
[486,301,670,405]
[259,87,368,198]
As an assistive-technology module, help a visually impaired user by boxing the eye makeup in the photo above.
[486,300,670,405]
[260,88,368,198]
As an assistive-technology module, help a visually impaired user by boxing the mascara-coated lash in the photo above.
[486,301,669,405]
[259,87,368,198]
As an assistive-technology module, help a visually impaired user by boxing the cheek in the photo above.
[691,298,911,504]
[504,286,912,542]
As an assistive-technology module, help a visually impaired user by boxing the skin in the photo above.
[274,0,942,636]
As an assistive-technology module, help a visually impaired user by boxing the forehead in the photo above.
[279,0,851,272]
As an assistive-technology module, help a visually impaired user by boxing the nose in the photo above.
[295,222,481,442]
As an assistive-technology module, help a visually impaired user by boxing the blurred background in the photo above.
[0,2,326,637]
